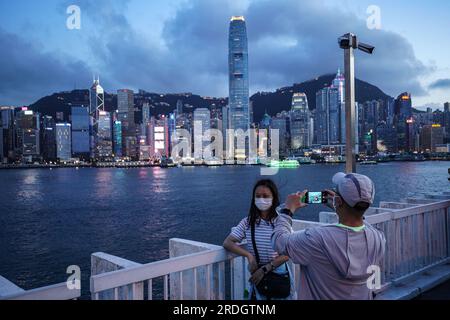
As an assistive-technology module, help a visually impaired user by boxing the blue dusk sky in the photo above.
[0,0,449,109]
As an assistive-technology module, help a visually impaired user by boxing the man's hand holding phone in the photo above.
[285,190,308,214]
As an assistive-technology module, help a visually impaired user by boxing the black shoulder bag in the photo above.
[250,221,291,299]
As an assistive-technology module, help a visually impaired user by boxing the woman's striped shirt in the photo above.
[230,217,279,264]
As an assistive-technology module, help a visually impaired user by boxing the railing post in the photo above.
[91,252,143,300]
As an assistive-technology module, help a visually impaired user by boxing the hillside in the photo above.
[29,74,393,123]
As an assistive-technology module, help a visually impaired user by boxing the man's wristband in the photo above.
[280,208,293,217]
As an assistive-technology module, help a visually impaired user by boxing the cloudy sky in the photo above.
[0,0,449,109]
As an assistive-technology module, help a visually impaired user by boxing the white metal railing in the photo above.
[90,244,253,300]
[0,282,80,300]
[90,196,450,300]
[366,199,450,288]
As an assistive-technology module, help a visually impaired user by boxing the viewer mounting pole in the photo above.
[344,42,356,173]
[339,33,374,173]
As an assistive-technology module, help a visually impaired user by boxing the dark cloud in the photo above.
[0,0,434,105]
[429,78,450,90]
[0,28,91,105]
[82,0,431,98]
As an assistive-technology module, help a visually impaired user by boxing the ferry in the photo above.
[324,155,346,163]
[360,160,378,165]
[266,159,300,168]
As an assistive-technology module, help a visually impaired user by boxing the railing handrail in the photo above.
[366,199,450,224]
[90,244,244,294]
[1,282,80,300]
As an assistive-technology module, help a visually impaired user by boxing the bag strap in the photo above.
[250,220,261,265]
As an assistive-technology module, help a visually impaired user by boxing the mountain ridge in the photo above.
[29,73,394,123]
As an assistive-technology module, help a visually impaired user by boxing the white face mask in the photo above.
[255,198,273,211]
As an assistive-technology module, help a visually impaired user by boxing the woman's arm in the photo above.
[270,255,289,268]
[223,235,258,273]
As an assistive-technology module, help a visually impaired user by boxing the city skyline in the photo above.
[0,0,449,109]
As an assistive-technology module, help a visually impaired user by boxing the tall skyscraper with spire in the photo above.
[332,69,346,143]
[89,76,112,160]
[228,16,249,160]
[89,76,104,117]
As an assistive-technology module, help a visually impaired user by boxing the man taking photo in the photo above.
[272,172,386,300]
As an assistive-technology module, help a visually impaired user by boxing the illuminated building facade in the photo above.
[290,93,311,150]
[56,123,71,161]
[229,16,249,160]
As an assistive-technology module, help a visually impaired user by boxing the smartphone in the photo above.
[302,191,327,204]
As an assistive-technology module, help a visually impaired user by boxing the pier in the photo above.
[1,192,450,300]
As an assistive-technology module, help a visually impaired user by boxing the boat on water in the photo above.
[360,160,378,165]
[160,158,176,168]
[324,155,346,163]
[295,156,314,164]
[266,159,300,168]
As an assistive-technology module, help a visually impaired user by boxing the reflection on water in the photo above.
[95,169,114,198]
[0,162,449,298]
[23,172,37,185]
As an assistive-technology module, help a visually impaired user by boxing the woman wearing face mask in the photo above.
[223,179,296,300]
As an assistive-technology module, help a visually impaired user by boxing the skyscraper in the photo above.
[394,92,414,152]
[16,110,40,162]
[117,89,135,130]
[176,100,183,117]
[315,86,340,145]
[332,69,346,143]
[151,116,170,158]
[444,102,450,142]
[221,105,229,155]
[1,107,16,162]
[290,93,311,150]
[71,106,90,159]
[96,111,113,160]
[141,102,151,138]
[193,108,211,161]
[271,114,289,156]
[113,119,123,158]
[229,16,249,159]
[89,77,105,159]
[41,115,56,161]
[117,89,135,157]
[56,123,72,161]
[89,77,104,117]
[420,124,444,152]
